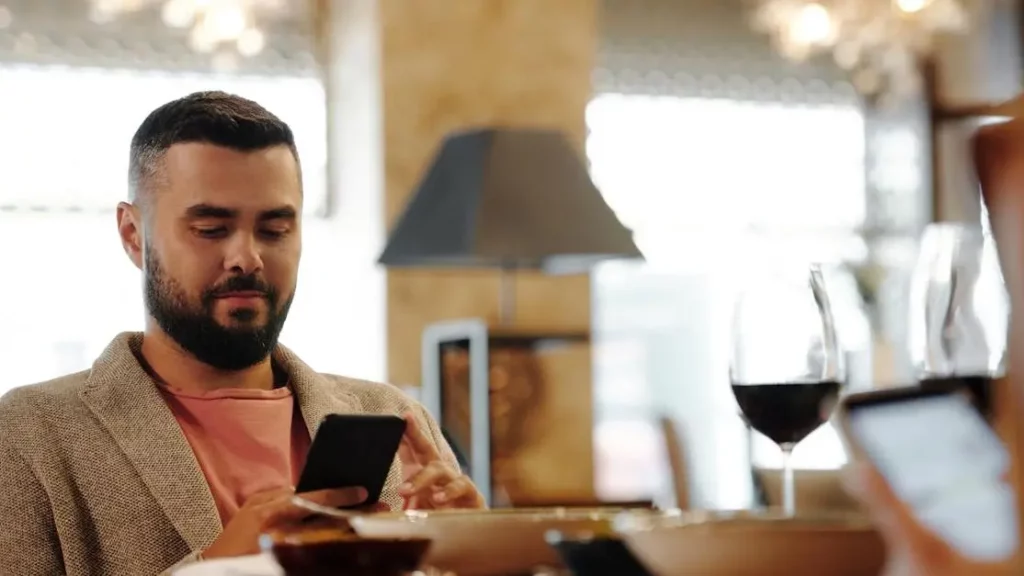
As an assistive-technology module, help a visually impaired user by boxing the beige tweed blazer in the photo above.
[0,332,459,576]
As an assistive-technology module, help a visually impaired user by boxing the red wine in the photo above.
[919,375,993,419]
[732,381,841,446]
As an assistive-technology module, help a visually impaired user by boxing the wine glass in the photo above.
[730,265,845,517]
[909,222,1008,419]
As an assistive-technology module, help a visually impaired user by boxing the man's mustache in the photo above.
[207,275,275,298]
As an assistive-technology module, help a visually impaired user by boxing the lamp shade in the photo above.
[377,128,642,272]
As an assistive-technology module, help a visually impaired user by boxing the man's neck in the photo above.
[139,325,276,392]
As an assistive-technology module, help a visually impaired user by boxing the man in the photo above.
[0,91,484,576]
[844,112,1024,576]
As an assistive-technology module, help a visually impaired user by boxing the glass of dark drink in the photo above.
[909,222,1008,419]
[730,264,844,517]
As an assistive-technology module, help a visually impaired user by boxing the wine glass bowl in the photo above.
[730,265,845,517]
[909,222,1008,419]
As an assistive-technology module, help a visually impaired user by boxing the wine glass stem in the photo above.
[781,443,795,517]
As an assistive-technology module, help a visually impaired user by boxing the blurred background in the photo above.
[0,0,1016,512]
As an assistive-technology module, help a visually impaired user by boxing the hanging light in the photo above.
[748,0,988,102]
[88,0,288,57]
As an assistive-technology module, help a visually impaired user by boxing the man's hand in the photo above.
[843,462,1014,576]
[398,411,485,510]
[202,486,369,559]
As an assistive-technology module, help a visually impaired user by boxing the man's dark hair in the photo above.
[128,91,300,204]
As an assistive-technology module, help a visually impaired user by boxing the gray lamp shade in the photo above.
[377,128,642,272]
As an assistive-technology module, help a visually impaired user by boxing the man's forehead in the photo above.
[163,141,296,168]
[154,142,302,215]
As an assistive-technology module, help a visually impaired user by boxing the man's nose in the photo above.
[223,234,264,274]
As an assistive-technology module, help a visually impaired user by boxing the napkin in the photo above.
[171,554,284,576]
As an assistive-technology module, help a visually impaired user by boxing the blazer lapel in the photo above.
[80,333,221,552]
[274,344,363,436]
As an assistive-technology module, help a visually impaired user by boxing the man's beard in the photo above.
[143,248,294,371]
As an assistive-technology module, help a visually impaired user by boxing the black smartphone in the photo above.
[836,386,1019,563]
[295,414,407,507]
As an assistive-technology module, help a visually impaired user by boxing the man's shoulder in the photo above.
[0,370,91,416]
[0,371,92,447]
[317,373,422,414]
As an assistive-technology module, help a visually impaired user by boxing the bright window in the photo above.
[588,94,867,507]
[0,65,326,214]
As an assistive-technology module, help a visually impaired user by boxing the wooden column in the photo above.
[379,0,599,502]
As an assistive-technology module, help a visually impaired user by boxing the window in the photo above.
[587,94,867,508]
[0,65,389,394]
[0,65,327,214]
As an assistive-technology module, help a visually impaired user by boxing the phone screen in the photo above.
[847,392,1019,562]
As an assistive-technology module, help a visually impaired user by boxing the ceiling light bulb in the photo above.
[204,3,248,42]
[790,3,834,46]
[188,22,218,53]
[236,27,265,56]
[0,6,12,30]
[896,0,932,13]
[161,0,196,28]
[88,0,121,23]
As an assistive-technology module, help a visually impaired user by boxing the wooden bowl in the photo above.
[261,525,431,576]
[615,509,886,576]
[350,508,621,576]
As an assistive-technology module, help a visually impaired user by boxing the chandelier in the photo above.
[88,0,290,57]
[748,0,987,101]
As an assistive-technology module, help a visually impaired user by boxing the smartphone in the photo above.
[836,386,1019,562]
[295,414,407,507]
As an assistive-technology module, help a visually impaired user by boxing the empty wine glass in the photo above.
[730,265,845,517]
[909,222,1008,418]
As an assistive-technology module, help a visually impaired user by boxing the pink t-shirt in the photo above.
[158,384,311,526]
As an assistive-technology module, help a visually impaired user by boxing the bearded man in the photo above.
[0,91,483,576]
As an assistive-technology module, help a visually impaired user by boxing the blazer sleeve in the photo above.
[0,435,65,575]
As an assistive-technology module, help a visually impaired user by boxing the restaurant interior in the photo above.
[2,0,1024,574]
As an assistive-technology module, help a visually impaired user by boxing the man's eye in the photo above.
[260,229,288,239]
[195,227,227,238]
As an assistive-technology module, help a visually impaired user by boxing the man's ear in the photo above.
[116,202,144,270]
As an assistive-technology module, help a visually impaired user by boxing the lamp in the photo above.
[378,127,642,324]
[382,128,639,506]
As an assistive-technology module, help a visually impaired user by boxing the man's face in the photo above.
[140,143,302,370]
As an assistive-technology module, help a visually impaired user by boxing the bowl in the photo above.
[350,508,622,576]
[261,524,431,576]
[546,527,651,576]
[615,509,886,576]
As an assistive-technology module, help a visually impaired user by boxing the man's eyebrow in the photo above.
[184,204,237,219]
[259,207,297,221]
